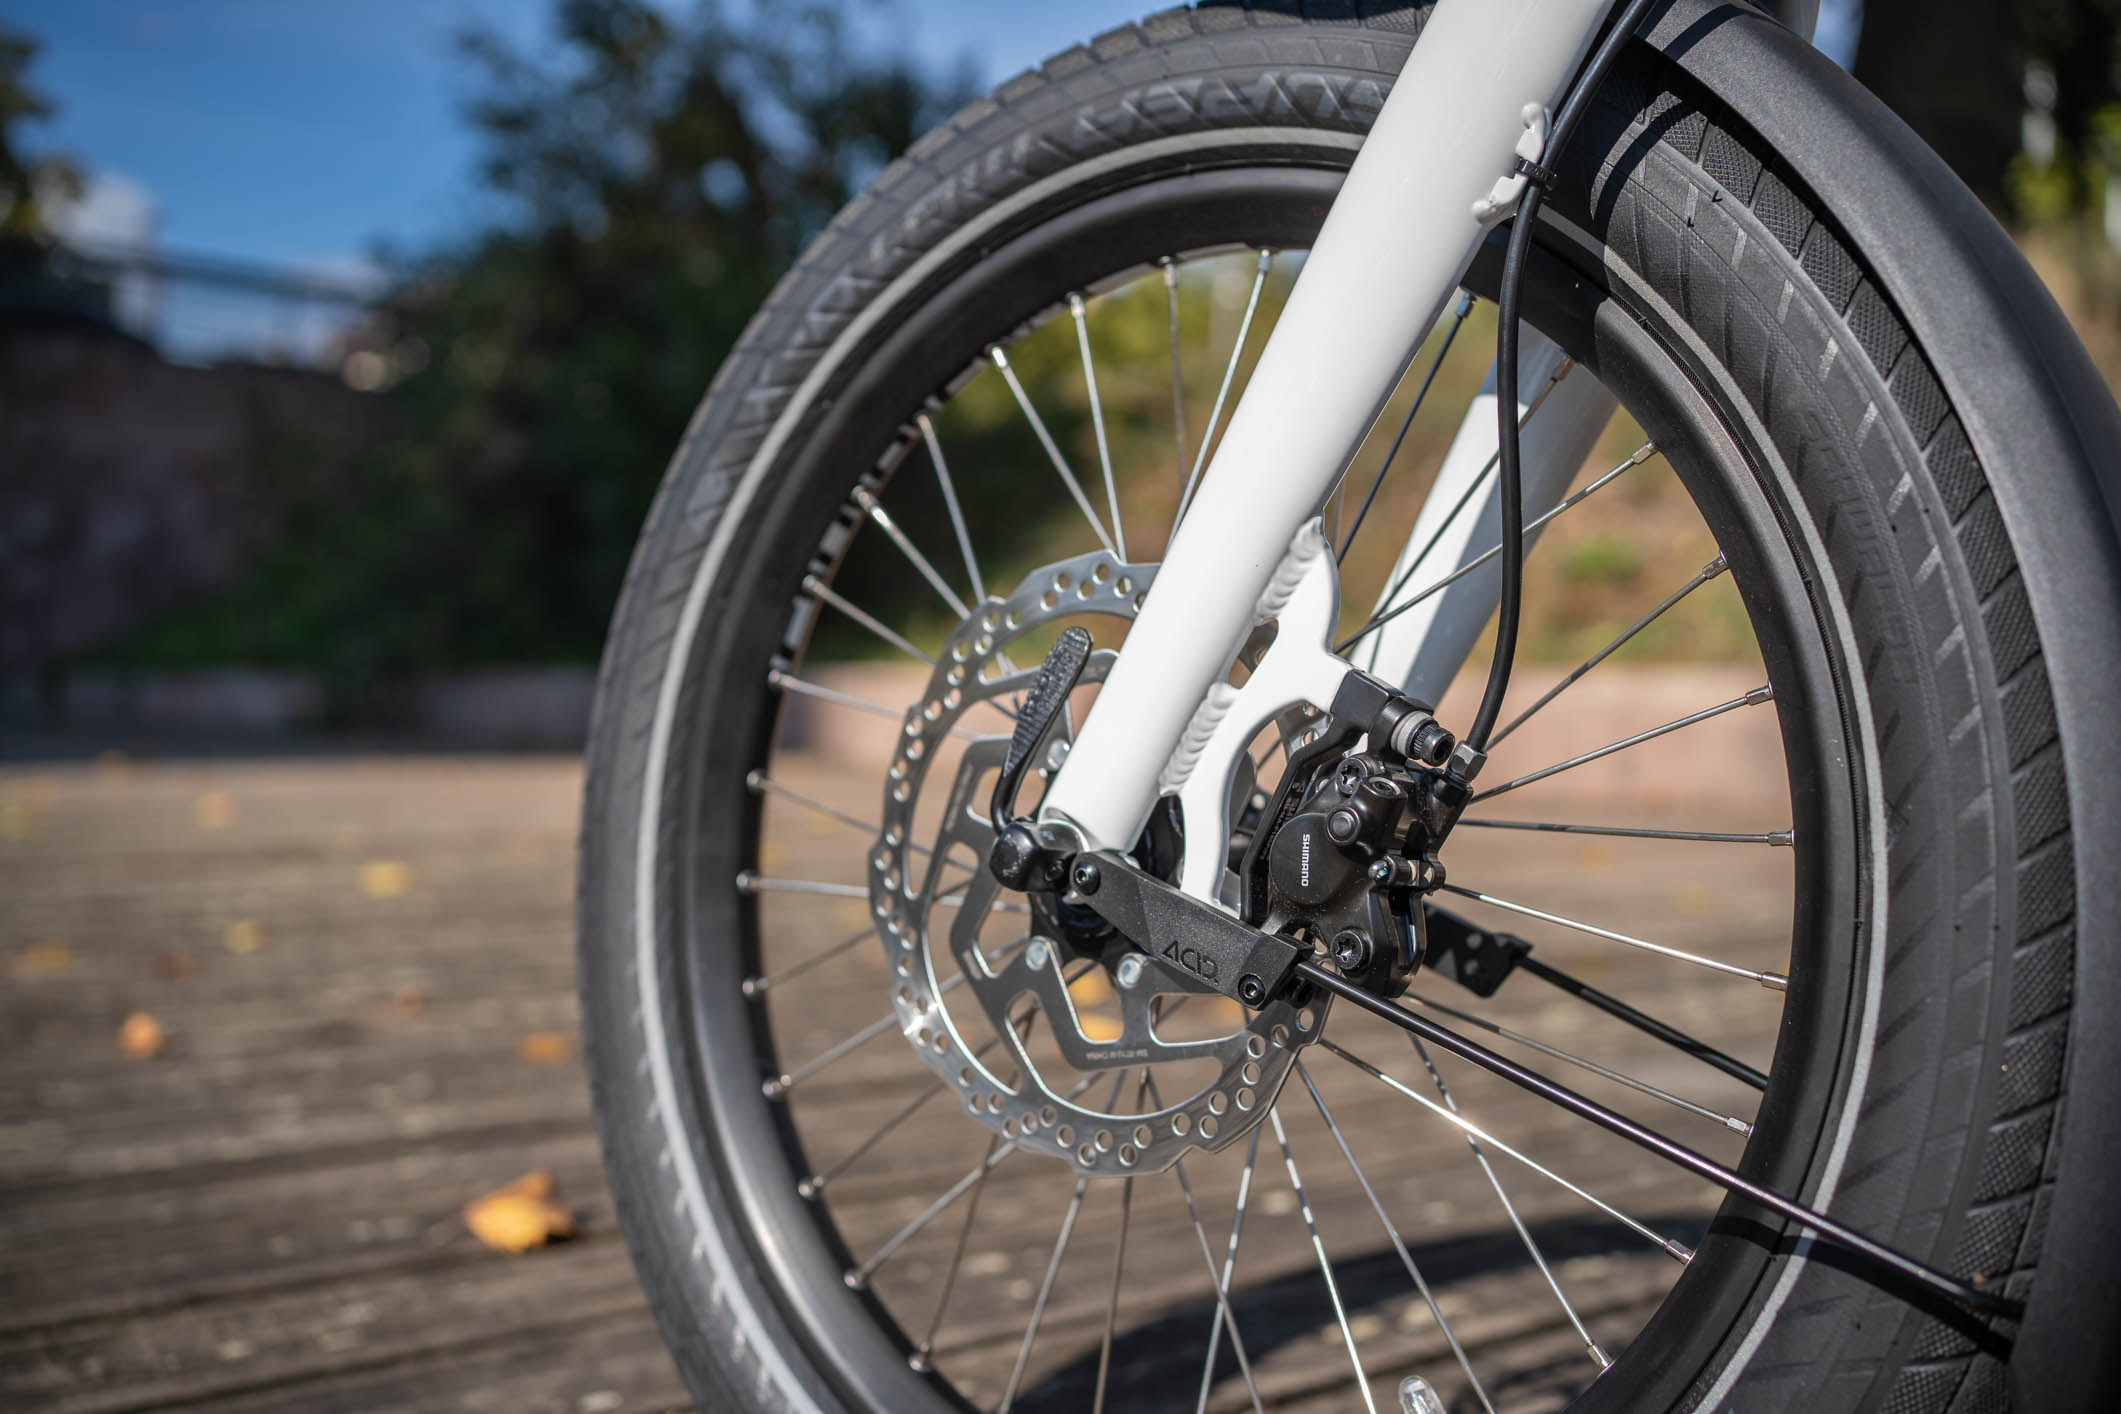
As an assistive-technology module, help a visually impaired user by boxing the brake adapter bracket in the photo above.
[1072,849,1306,1007]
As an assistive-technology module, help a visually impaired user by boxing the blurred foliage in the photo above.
[1855,1,2121,222]
[112,0,971,693]
[0,23,78,254]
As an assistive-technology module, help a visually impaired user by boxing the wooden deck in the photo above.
[0,719,1793,1412]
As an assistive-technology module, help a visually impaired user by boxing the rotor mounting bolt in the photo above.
[1070,859,1101,895]
[1115,954,1143,989]
[1332,930,1373,971]
[1026,939,1051,970]
[1237,974,1267,1007]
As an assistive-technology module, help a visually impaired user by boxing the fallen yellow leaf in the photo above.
[0,797,36,841]
[516,1031,573,1064]
[464,1170,575,1253]
[359,860,412,898]
[192,791,238,830]
[11,940,72,979]
[223,919,264,954]
[119,1011,166,1059]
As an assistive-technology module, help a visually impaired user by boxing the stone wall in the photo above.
[0,321,385,673]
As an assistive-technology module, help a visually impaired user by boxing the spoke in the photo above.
[853,486,971,620]
[1294,1063,1498,1414]
[1342,440,1654,653]
[990,345,1117,555]
[744,925,869,997]
[918,412,987,605]
[858,1068,1106,1298]
[1405,991,1751,1135]
[1194,1128,1266,1414]
[1457,817,1794,848]
[1140,1076,1266,1414]
[1404,1039,1610,1369]
[1092,1076,1146,1414]
[803,574,932,665]
[763,945,1017,1095]
[768,669,985,741]
[1473,686,1774,802]
[1490,556,1728,747]
[1268,1106,1379,1414]
[1514,952,1769,1090]
[911,1130,1006,1371]
[1338,292,1475,562]
[801,1026,1015,1196]
[1164,258,1189,498]
[850,1141,1013,1288]
[1311,971,2020,1322]
[1357,361,1582,631]
[1071,293,1127,562]
[746,770,932,855]
[1000,1175,1088,1413]
[1319,1037,1693,1263]
[999,1069,1132,1412]
[1176,248,1272,528]
[1439,883,1787,989]
[737,873,866,900]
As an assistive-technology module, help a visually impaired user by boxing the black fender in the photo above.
[1646,3,2121,1407]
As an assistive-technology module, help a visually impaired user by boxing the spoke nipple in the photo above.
[1398,1377,1447,1414]
[987,345,1009,369]
[1631,441,1657,465]
[1769,829,1795,848]
[1760,971,1789,993]
[741,976,765,998]
[800,573,822,595]
[1705,554,1730,578]
[736,871,761,894]
[1746,683,1776,706]
[762,1075,789,1099]
[1729,1117,1754,1136]
[797,1176,821,1198]
[843,1268,866,1290]
[1588,1342,1612,1368]
[744,770,767,792]
[908,1348,931,1372]
[1068,292,1085,314]
[852,485,879,511]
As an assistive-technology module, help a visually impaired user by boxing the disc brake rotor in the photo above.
[868,548,1314,1177]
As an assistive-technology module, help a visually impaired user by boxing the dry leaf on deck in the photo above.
[359,860,412,898]
[516,1031,573,1064]
[464,1170,576,1253]
[119,1011,166,1059]
[10,940,71,979]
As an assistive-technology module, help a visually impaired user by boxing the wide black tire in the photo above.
[577,5,2106,1410]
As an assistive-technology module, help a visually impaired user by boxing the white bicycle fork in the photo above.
[1040,0,1625,867]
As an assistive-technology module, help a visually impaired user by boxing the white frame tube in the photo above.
[1041,0,1619,851]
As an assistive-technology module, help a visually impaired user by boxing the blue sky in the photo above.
[13,0,1859,282]
[12,0,1153,273]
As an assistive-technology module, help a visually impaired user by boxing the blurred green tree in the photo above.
[0,24,79,254]
[120,0,968,695]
